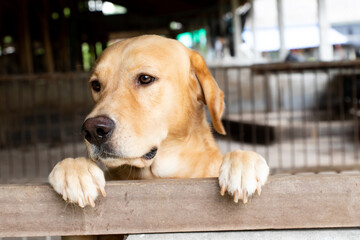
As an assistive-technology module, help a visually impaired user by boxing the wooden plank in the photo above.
[0,174,360,237]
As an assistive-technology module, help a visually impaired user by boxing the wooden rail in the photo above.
[251,59,360,72]
[0,72,90,81]
[1,174,360,237]
[207,59,360,72]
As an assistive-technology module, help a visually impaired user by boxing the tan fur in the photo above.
[49,35,269,207]
[88,35,224,179]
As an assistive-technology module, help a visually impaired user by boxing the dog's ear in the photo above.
[189,50,226,135]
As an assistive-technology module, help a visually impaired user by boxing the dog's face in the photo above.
[82,35,225,169]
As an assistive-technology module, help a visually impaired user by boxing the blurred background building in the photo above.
[1,0,360,75]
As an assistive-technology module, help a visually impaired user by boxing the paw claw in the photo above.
[220,185,227,196]
[62,189,68,201]
[78,197,85,208]
[99,187,106,197]
[233,190,239,203]
[88,196,95,207]
[257,184,262,196]
[242,189,248,204]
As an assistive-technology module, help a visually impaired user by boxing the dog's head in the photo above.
[82,35,225,168]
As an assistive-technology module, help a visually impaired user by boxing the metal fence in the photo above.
[213,61,360,173]
[0,60,359,183]
[0,72,92,183]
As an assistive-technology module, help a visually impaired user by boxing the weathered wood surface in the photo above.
[1,174,360,237]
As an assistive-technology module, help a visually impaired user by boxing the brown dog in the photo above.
[49,35,269,207]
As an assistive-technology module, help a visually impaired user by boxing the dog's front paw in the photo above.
[219,150,269,204]
[48,157,106,208]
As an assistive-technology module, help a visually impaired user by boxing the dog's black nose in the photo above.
[82,116,115,146]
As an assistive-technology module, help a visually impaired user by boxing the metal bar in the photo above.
[326,69,333,166]
[352,68,359,161]
[11,80,22,180]
[276,72,282,168]
[338,68,346,165]
[70,76,78,157]
[57,79,65,160]
[300,70,308,167]
[4,81,13,179]
[288,71,295,168]
[314,71,321,167]
[264,72,270,163]
[31,79,40,177]
[250,69,257,151]
[45,79,53,173]
[236,69,244,149]
[83,77,91,159]
[18,79,26,178]
[224,69,231,152]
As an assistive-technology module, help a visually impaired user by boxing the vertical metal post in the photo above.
[314,71,321,166]
[19,79,26,178]
[57,79,65,160]
[4,80,13,179]
[224,68,231,152]
[31,80,40,177]
[237,69,244,148]
[250,71,256,150]
[45,79,53,173]
[352,68,359,161]
[288,71,295,168]
[338,69,346,165]
[70,76,78,157]
[264,72,270,163]
[276,72,282,168]
[301,71,308,167]
[326,69,333,165]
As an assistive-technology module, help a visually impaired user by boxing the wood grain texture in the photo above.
[1,174,360,237]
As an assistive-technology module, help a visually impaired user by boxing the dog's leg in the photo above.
[219,151,269,203]
[49,157,106,208]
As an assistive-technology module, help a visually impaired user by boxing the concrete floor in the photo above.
[127,229,360,240]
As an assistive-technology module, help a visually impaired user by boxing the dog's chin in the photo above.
[88,146,158,169]
[97,156,154,168]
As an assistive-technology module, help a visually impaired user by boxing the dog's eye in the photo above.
[91,80,101,92]
[138,75,155,85]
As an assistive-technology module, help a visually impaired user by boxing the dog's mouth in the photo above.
[95,146,158,161]
[141,147,158,160]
